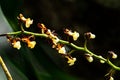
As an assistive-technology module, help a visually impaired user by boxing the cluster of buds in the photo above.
[7,35,36,50]
[38,23,76,66]
[17,13,33,28]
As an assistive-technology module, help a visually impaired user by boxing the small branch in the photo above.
[7,31,22,35]
[0,34,7,37]
[0,56,13,80]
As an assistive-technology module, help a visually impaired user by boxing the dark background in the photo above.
[0,0,120,80]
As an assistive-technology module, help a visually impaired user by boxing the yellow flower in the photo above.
[28,41,36,49]
[58,46,66,54]
[65,56,76,66]
[89,33,95,39]
[22,38,36,49]
[12,41,21,50]
[19,13,26,21]
[72,31,80,41]
[18,13,33,28]
[37,23,47,33]
[25,18,33,28]
[46,29,60,45]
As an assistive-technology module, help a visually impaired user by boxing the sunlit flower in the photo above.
[65,56,76,66]
[12,41,21,50]
[25,18,33,28]
[72,31,80,41]
[85,54,93,62]
[64,29,79,41]
[27,41,36,49]
[18,13,33,28]
[58,46,66,54]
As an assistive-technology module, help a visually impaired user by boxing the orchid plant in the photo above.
[0,14,120,80]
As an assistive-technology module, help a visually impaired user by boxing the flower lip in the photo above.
[12,41,21,50]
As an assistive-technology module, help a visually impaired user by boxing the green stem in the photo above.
[68,50,76,54]
[7,31,48,38]
[24,31,48,38]
[2,30,120,71]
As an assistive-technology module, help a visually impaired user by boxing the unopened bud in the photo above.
[109,76,114,80]
[99,56,105,63]
[84,32,96,39]
[108,51,117,59]
[85,54,93,62]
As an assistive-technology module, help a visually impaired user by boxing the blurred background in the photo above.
[0,0,120,80]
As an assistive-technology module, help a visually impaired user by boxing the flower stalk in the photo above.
[0,30,119,71]
[0,56,13,80]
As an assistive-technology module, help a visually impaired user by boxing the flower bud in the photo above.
[58,46,66,54]
[109,76,114,80]
[99,56,105,63]
[84,32,96,39]
[108,51,117,59]
[85,54,93,62]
